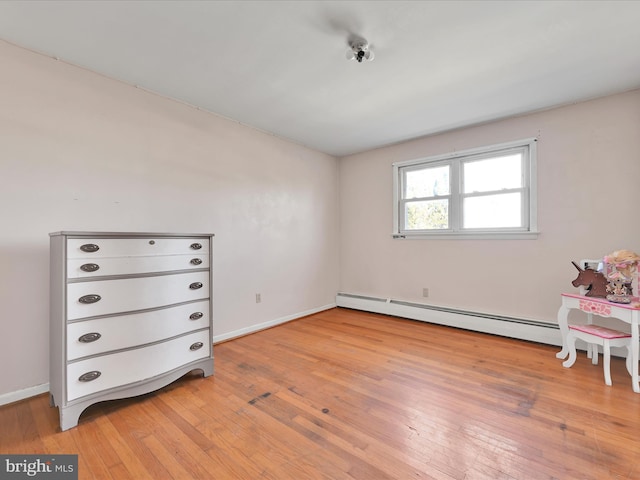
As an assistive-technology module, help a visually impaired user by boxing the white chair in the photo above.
[562,324,632,386]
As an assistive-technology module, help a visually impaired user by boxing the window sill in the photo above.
[392,231,540,240]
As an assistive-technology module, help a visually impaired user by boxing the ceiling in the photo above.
[1,1,639,157]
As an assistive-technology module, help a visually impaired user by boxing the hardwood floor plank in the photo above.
[140,433,195,480]
[212,390,343,476]
[0,402,24,453]
[3,307,640,479]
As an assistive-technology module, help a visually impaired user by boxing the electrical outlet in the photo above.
[422,288,429,298]
[256,293,261,303]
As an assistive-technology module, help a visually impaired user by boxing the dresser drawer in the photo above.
[67,329,211,401]
[67,300,210,360]
[67,254,209,279]
[67,237,209,259]
[67,271,209,320]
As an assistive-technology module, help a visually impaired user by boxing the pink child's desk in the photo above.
[557,293,640,392]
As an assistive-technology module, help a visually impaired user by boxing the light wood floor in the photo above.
[2,307,640,479]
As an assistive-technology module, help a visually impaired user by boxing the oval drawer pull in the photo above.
[80,263,100,272]
[190,243,202,250]
[190,312,204,320]
[78,371,101,382]
[190,342,204,351]
[79,294,102,304]
[190,258,203,265]
[189,282,203,290]
[80,243,100,253]
[78,332,102,343]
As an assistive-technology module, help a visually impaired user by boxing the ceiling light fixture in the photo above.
[346,36,374,63]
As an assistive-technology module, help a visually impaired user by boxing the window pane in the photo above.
[404,165,449,199]
[463,154,522,194]
[405,199,449,230]
[463,193,522,228]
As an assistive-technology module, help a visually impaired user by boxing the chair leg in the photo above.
[591,344,599,365]
[603,340,612,386]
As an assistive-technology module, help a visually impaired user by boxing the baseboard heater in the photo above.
[336,293,562,347]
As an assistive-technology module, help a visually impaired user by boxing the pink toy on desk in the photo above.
[603,250,640,303]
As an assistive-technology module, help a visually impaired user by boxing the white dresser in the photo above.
[49,231,214,430]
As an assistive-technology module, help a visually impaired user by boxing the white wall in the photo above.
[0,41,339,399]
[339,89,640,323]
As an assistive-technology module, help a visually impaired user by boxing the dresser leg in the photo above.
[59,404,88,431]
[201,358,214,377]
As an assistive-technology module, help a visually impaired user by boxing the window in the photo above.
[393,138,537,239]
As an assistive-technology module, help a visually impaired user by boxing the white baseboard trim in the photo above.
[213,302,337,344]
[337,293,631,358]
[0,383,50,407]
[0,303,336,407]
[336,293,563,346]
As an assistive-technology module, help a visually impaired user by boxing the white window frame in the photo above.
[392,138,538,240]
